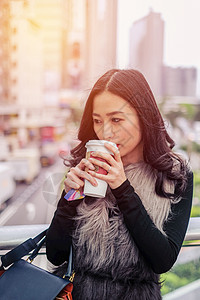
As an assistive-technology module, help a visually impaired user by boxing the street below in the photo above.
[0,158,66,226]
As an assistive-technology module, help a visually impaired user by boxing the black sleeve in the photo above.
[111,172,193,274]
[46,190,82,265]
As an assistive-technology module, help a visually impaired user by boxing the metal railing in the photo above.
[0,224,49,251]
[0,217,200,252]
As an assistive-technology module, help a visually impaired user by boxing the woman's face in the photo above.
[92,91,143,165]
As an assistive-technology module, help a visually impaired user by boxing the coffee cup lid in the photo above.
[85,140,117,148]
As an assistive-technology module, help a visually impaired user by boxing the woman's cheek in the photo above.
[95,129,102,139]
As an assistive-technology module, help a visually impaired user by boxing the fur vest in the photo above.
[58,162,174,299]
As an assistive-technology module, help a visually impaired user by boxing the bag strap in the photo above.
[64,245,73,279]
[27,235,46,262]
[1,229,74,280]
[1,229,47,268]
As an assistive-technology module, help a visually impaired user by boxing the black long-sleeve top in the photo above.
[46,171,193,274]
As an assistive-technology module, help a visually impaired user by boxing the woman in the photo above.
[46,69,193,300]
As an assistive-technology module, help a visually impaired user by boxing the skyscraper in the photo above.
[34,0,67,105]
[162,66,197,97]
[62,0,86,90]
[0,0,43,108]
[129,10,164,97]
[0,0,11,105]
[84,0,118,88]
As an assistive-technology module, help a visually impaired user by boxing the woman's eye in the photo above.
[93,119,102,124]
[112,118,122,123]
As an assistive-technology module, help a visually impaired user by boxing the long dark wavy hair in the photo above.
[66,69,189,200]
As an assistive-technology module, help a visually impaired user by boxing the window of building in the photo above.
[12,61,17,68]
[12,78,17,85]
[12,44,17,51]
[13,27,17,34]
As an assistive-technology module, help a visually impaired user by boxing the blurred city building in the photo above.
[129,9,197,99]
[10,1,43,110]
[34,0,67,106]
[0,0,118,105]
[162,66,197,97]
[60,0,118,107]
[62,0,86,90]
[84,0,118,88]
[0,0,43,109]
[0,0,118,156]
[0,1,198,160]
[129,9,164,97]
[0,0,44,150]
[0,0,11,106]
[62,0,118,90]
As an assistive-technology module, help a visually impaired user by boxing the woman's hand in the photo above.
[64,159,98,193]
[87,143,127,189]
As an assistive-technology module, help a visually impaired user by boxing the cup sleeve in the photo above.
[64,188,85,201]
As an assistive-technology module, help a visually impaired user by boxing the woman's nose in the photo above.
[102,123,114,140]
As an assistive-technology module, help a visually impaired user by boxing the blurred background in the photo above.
[0,0,199,218]
[0,0,200,296]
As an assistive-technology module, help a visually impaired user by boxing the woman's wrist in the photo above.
[111,179,132,196]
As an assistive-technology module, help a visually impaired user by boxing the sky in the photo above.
[117,0,200,95]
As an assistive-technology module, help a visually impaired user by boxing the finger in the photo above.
[64,178,82,191]
[78,158,95,171]
[87,170,108,181]
[70,167,98,186]
[88,157,111,172]
[81,158,95,170]
[90,151,115,165]
[104,142,121,162]
[65,174,84,188]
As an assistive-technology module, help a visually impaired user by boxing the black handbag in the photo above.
[0,229,74,300]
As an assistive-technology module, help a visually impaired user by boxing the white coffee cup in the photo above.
[83,140,118,198]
